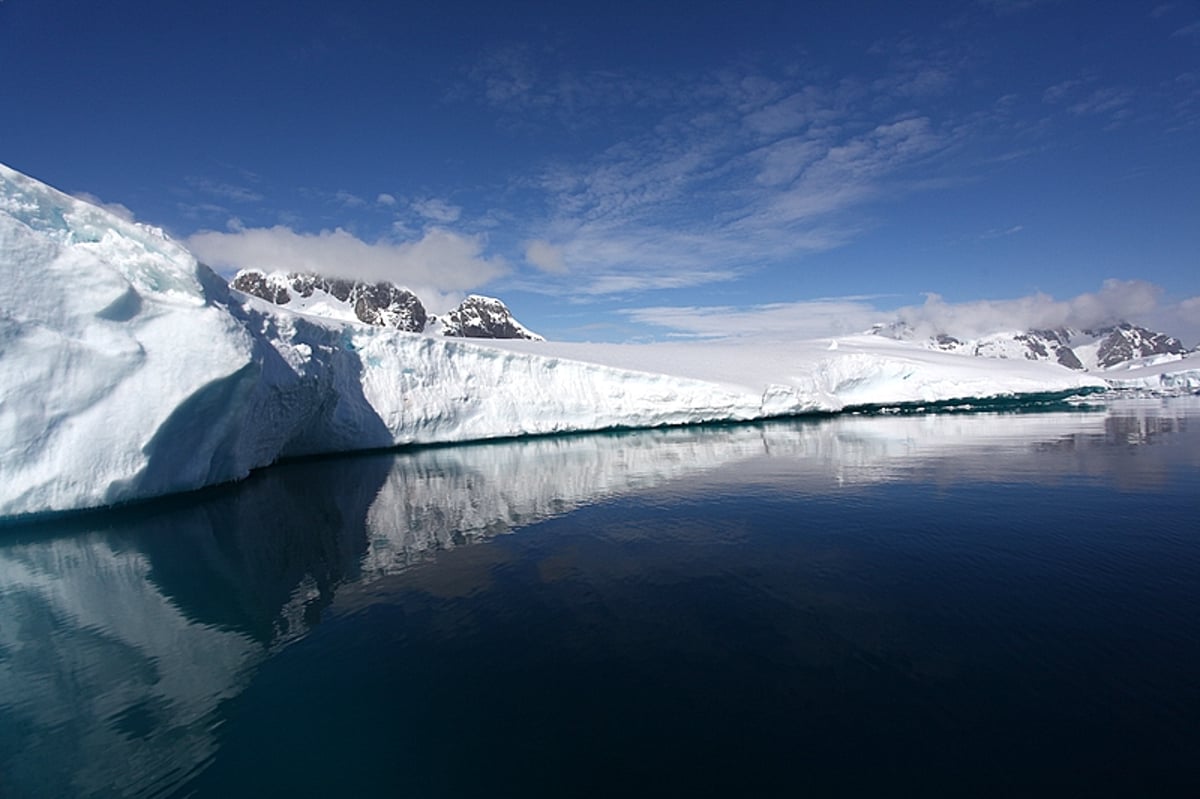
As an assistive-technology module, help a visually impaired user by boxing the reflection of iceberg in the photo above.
[0,535,261,798]
[357,410,1122,571]
[1,400,1197,797]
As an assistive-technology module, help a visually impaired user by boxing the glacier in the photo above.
[7,161,1188,518]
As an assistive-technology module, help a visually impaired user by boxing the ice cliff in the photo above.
[0,163,1139,518]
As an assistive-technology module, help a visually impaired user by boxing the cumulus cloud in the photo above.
[524,239,567,273]
[376,192,397,206]
[187,225,507,312]
[625,280,1192,343]
[889,279,1164,338]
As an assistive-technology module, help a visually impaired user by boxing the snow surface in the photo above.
[2,162,1191,517]
[256,272,362,324]
[1100,351,1200,390]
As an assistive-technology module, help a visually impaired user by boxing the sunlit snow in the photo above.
[1,162,1192,517]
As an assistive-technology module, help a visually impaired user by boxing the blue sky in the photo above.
[2,0,1198,342]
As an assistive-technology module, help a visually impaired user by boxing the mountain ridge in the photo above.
[230,269,543,340]
[872,322,1190,372]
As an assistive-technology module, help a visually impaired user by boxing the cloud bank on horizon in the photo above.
[2,0,1197,342]
[624,279,1200,345]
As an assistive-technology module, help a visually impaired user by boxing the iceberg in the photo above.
[0,163,1125,517]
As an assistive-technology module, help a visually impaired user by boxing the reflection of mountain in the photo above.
[1,398,1198,796]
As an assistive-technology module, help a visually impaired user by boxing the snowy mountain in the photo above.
[1,161,1195,518]
[879,323,1188,372]
[1084,323,1188,368]
[431,294,544,340]
[231,269,540,339]
[232,270,428,331]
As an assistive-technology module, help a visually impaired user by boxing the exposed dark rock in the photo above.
[1014,333,1049,359]
[1088,323,1186,368]
[1031,328,1072,346]
[230,270,427,332]
[1056,347,1084,370]
[933,334,961,349]
[351,282,427,332]
[231,271,291,305]
[438,295,542,340]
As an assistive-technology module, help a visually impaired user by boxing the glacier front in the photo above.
[0,163,1114,518]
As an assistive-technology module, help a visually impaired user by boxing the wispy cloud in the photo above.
[979,224,1024,239]
[1042,77,1134,123]
[503,59,956,298]
[186,177,263,204]
[1172,21,1200,39]
[1067,87,1134,118]
[1042,79,1083,104]
[411,197,462,224]
[457,43,676,130]
[334,190,366,208]
[976,0,1053,15]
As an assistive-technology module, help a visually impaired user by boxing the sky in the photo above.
[2,0,1198,343]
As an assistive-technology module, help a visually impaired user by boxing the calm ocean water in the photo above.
[2,397,1198,797]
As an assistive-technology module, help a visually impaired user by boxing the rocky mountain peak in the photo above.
[1085,323,1186,368]
[229,271,542,340]
[231,270,427,332]
[436,295,544,341]
[872,320,1187,372]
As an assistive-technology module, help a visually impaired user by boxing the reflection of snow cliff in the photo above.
[1,399,1197,797]
[0,536,261,798]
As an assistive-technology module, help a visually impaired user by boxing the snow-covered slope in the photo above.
[1100,351,1200,391]
[928,328,1085,370]
[1,162,1174,518]
[895,324,1188,372]
[232,269,428,331]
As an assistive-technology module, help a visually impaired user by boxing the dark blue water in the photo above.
[2,398,1199,797]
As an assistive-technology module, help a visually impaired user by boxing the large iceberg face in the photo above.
[0,163,1118,518]
[1,165,264,514]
